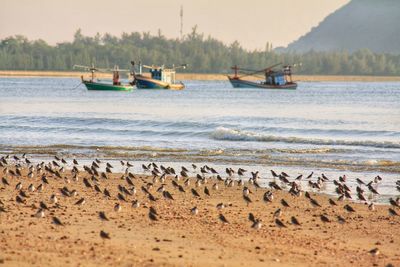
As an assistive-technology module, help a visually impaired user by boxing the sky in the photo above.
[1,0,349,50]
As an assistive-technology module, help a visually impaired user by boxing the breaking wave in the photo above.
[210,127,400,149]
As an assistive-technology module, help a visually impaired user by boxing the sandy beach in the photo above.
[1,70,400,82]
[0,158,399,267]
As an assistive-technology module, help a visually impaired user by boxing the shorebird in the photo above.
[270,170,279,178]
[16,195,25,204]
[243,186,251,197]
[15,182,22,190]
[309,198,322,208]
[117,193,127,202]
[216,203,225,210]
[163,190,174,200]
[337,215,346,224]
[389,198,400,208]
[251,219,262,230]
[275,218,286,228]
[369,248,380,256]
[1,177,9,186]
[218,213,229,224]
[149,210,158,221]
[328,198,337,206]
[368,203,375,211]
[263,191,273,203]
[103,188,111,198]
[52,216,64,226]
[273,208,282,218]
[204,186,210,196]
[132,200,140,208]
[37,201,48,210]
[37,184,44,192]
[281,199,290,208]
[34,208,45,218]
[100,230,111,240]
[388,208,399,216]
[243,195,252,206]
[99,211,109,221]
[320,214,331,223]
[114,203,122,212]
[191,188,201,198]
[190,206,199,215]
[75,198,85,206]
[344,204,356,213]
[291,216,301,226]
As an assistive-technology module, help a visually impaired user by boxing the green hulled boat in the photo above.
[74,64,134,91]
[82,79,133,91]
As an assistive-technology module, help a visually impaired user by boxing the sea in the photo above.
[0,77,399,200]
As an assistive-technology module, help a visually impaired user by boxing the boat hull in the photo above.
[83,80,133,91]
[135,75,185,90]
[228,77,297,90]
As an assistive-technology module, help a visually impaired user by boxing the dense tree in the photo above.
[0,30,399,75]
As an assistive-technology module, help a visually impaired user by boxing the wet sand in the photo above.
[0,162,399,267]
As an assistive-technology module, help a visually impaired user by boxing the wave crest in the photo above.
[210,127,400,149]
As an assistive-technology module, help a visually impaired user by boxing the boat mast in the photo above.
[180,5,184,40]
[232,65,239,78]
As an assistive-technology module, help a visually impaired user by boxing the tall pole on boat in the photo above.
[180,5,183,40]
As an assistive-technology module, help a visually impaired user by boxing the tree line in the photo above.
[0,28,399,75]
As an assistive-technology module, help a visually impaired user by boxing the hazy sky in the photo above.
[1,0,349,50]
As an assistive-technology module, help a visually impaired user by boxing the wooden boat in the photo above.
[228,64,298,90]
[81,79,133,91]
[74,64,134,91]
[132,62,186,90]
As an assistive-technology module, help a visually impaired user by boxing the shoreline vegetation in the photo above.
[2,30,400,76]
[0,161,399,266]
[1,70,400,82]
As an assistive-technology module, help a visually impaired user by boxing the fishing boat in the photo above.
[73,64,134,91]
[132,61,186,90]
[228,63,298,89]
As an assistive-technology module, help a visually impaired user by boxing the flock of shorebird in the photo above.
[0,153,399,254]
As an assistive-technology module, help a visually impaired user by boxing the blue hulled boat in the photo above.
[133,62,187,90]
[228,64,298,90]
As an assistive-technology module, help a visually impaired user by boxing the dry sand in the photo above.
[0,162,399,267]
[1,70,400,82]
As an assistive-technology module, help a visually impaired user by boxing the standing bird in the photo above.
[34,208,45,218]
[219,213,229,224]
[52,216,64,226]
[344,204,356,213]
[275,218,287,228]
[132,200,140,208]
[243,195,252,206]
[100,230,111,240]
[114,203,122,212]
[149,210,158,221]
[320,214,331,223]
[291,216,301,226]
[75,198,86,206]
[388,208,399,216]
[99,211,109,221]
[191,188,201,198]
[190,206,199,215]
[281,199,290,208]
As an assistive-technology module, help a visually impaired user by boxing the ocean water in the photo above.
[0,77,399,198]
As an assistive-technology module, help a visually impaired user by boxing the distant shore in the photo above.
[1,70,400,82]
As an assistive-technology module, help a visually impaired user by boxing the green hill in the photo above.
[285,0,400,53]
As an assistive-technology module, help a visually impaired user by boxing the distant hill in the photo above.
[285,0,400,54]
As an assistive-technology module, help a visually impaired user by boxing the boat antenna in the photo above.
[180,5,183,40]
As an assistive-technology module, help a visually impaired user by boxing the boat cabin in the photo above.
[149,68,176,84]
